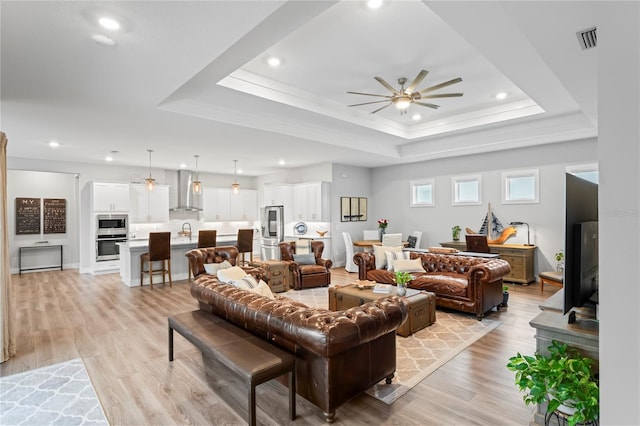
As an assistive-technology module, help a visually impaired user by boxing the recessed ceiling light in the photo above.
[278,159,286,166]
[48,140,60,148]
[495,92,507,100]
[412,113,422,121]
[91,34,116,47]
[267,57,281,68]
[98,17,120,30]
[105,155,113,162]
[179,163,187,169]
[367,0,383,10]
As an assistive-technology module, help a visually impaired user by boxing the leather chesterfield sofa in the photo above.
[354,251,510,320]
[186,246,408,423]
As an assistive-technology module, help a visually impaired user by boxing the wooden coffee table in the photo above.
[328,283,436,336]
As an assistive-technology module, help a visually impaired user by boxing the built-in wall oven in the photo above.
[96,214,128,261]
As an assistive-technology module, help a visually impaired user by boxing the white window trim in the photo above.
[566,163,599,183]
[451,174,482,206]
[502,169,539,204]
[410,178,435,207]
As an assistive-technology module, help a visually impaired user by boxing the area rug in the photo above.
[283,287,501,405]
[0,358,109,425]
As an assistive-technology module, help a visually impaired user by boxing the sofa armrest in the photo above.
[468,259,511,285]
[317,258,333,269]
[354,252,376,280]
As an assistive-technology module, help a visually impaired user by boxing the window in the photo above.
[502,169,539,204]
[410,179,435,207]
[452,175,481,205]
[567,163,599,184]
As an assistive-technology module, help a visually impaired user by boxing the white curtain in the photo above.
[0,132,16,362]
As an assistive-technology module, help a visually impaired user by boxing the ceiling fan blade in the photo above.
[414,101,440,109]
[406,69,429,93]
[419,77,463,94]
[347,91,392,98]
[421,92,464,99]
[370,103,393,114]
[348,100,391,107]
[374,77,400,94]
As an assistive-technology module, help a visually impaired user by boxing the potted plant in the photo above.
[394,271,413,296]
[502,284,509,306]
[452,225,461,241]
[507,340,599,426]
[555,250,565,272]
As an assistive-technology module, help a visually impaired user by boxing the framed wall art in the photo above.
[341,197,367,222]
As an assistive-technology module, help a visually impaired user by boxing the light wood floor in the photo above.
[2,267,559,425]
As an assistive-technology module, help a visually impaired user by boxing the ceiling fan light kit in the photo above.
[348,69,463,115]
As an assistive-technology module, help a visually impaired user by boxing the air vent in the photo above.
[577,27,597,50]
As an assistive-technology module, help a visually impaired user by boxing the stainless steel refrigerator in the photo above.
[261,205,284,260]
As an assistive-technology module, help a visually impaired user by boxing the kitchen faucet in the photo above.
[181,222,192,240]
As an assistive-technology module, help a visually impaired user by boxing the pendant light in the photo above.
[231,160,240,194]
[192,155,202,194]
[145,149,156,191]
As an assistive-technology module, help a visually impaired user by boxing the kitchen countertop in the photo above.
[120,234,240,249]
[285,234,330,239]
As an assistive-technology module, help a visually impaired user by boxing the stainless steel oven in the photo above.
[96,214,127,261]
[96,235,127,261]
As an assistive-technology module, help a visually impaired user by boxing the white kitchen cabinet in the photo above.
[263,184,293,208]
[129,184,170,223]
[203,187,231,221]
[91,182,130,212]
[230,189,258,221]
[292,182,330,221]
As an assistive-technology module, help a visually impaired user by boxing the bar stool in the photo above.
[188,230,218,281]
[198,230,217,248]
[140,232,172,290]
[237,229,254,266]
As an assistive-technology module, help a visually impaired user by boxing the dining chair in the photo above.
[140,232,172,290]
[342,232,357,273]
[408,231,423,249]
[382,233,402,247]
[362,230,379,240]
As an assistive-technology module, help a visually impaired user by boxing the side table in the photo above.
[249,260,291,292]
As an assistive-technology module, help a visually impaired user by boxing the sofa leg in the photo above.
[324,411,336,423]
[385,373,394,384]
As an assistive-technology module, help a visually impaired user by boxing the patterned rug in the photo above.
[283,286,501,404]
[0,358,108,425]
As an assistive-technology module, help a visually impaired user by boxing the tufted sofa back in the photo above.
[186,246,239,278]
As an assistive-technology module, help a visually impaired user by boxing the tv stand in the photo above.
[529,294,599,426]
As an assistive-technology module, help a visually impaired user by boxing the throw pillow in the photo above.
[407,235,418,248]
[217,266,247,283]
[231,275,259,290]
[393,258,426,273]
[250,280,275,300]
[203,260,232,275]
[385,250,410,271]
[373,245,402,269]
[293,253,316,265]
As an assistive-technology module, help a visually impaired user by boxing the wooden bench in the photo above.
[168,310,296,426]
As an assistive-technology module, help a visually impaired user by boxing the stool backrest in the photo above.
[149,232,171,261]
[237,229,254,252]
[198,230,217,248]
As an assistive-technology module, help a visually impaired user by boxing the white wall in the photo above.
[367,138,597,275]
[598,3,640,423]
[7,170,78,272]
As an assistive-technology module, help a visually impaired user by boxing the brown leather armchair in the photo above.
[279,241,332,290]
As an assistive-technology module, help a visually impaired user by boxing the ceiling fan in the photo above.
[347,69,463,115]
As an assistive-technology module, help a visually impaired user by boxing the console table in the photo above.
[440,241,536,284]
[19,244,63,274]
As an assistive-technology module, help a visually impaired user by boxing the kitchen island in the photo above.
[118,234,238,287]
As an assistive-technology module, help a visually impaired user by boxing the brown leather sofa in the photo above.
[186,246,408,423]
[279,240,332,289]
[354,251,510,320]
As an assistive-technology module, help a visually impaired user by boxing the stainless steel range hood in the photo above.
[169,169,202,212]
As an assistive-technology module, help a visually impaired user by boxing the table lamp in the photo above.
[509,221,534,246]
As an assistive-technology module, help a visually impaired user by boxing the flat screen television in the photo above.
[563,173,599,314]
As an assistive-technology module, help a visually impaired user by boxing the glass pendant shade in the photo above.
[146,149,155,191]
[192,154,202,194]
[231,160,240,194]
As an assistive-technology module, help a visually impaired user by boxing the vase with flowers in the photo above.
[378,218,389,241]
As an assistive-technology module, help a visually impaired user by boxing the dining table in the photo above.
[353,239,409,249]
